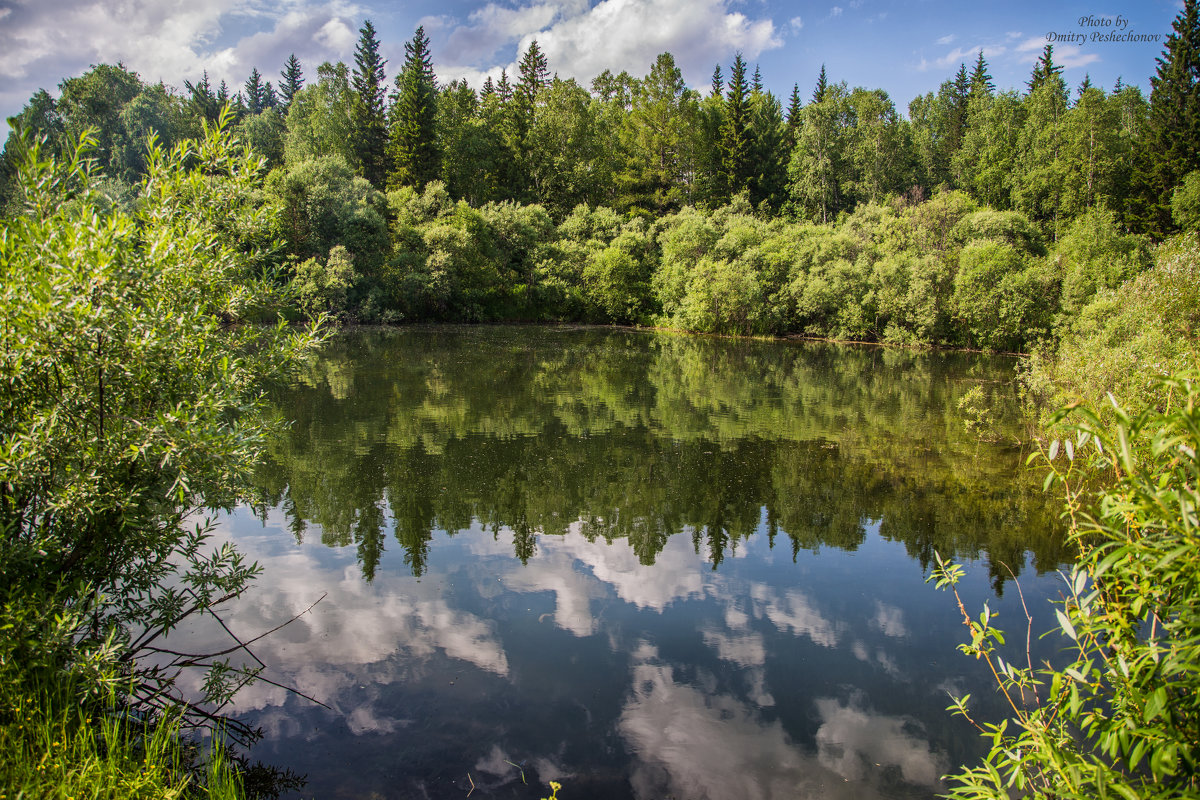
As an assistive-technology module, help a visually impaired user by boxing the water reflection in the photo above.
[203,327,1071,798]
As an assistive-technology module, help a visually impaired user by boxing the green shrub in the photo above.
[951,209,1046,256]
[294,245,355,319]
[1027,234,1200,424]
[931,375,1200,799]
[1055,207,1151,315]
[954,240,1056,351]
[1172,171,1200,232]
[0,117,320,765]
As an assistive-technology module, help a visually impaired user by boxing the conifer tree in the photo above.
[508,41,550,199]
[515,40,550,127]
[813,65,828,104]
[481,76,496,100]
[947,63,970,153]
[752,65,763,94]
[711,65,723,98]
[1028,44,1064,93]
[1140,0,1200,232]
[969,51,994,98]
[721,53,752,198]
[749,89,788,210]
[244,67,266,114]
[497,70,513,103]
[184,71,219,123]
[280,54,304,108]
[388,25,440,190]
[785,83,802,149]
[352,19,389,186]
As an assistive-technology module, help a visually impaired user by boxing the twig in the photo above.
[999,560,1041,708]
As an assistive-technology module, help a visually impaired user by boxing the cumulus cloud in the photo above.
[436,0,780,92]
[749,582,839,647]
[916,41,1010,72]
[870,601,907,638]
[617,645,941,799]
[0,0,363,123]
[1016,35,1100,69]
[789,15,804,33]
[814,697,947,788]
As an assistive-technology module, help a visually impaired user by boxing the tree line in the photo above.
[1,5,1197,391]
[5,13,1199,230]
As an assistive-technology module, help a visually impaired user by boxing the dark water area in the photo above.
[194,326,1071,799]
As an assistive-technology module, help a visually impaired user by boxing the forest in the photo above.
[1,2,1199,798]
[4,12,1198,419]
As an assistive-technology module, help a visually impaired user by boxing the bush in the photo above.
[1026,234,1200,424]
[931,375,1200,799]
[266,155,389,278]
[1172,171,1200,232]
[953,240,1056,351]
[1055,207,1151,315]
[0,118,320,763]
[294,245,355,319]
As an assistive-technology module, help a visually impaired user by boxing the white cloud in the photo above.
[870,601,907,638]
[437,0,780,91]
[617,646,940,800]
[937,33,956,45]
[703,628,767,667]
[750,583,839,647]
[0,0,364,123]
[789,16,804,33]
[1017,35,1049,53]
[1015,36,1099,70]
[814,697,947,787]
[829,6,844,17]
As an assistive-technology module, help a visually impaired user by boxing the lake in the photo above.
[193,326,1070,799]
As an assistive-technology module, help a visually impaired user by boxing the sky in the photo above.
[0,0,1186,125]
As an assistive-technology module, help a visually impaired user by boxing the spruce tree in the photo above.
[184,71,219,123]
[511,40,549,199]
[721,53,752,198]
[280,54,304,108]
[711,65,723,98]
[481,76,495,101]
[969,51,994,98]
[752,65,763,94]
[749,89,788,210]
[1077,74,1094,99]
[244,67,266,114]
[497,69,513,103]
[352,19,389,186]
[785,83,802,149]
[813,65,828,104]
[515,40,550,126]
[388,25,440,190]
[1134,0,1200,232]
[947,63,970,153]
[1028,44,1063,93]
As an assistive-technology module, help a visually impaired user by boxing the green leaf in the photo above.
[1055,608,1077,640]
[1143,687,1167,723]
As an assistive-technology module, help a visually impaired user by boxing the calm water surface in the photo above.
[197,327,1070,799]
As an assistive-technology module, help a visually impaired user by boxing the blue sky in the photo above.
[0,0,1185,125]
